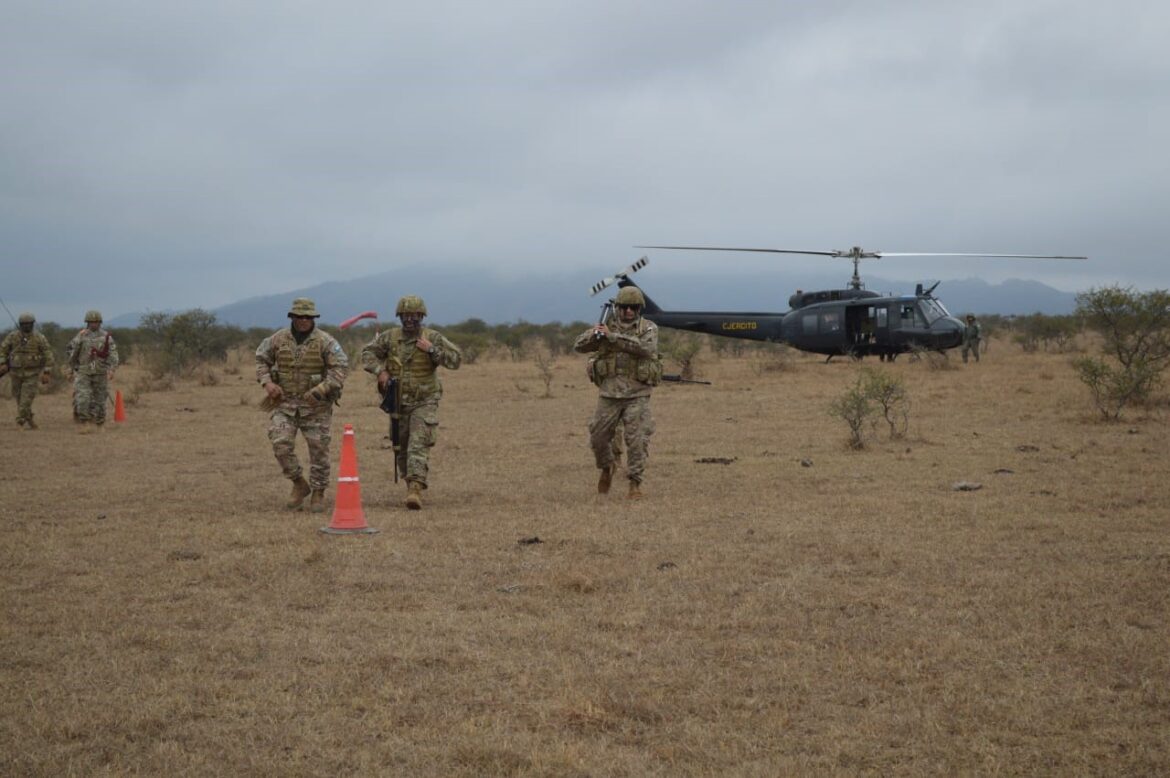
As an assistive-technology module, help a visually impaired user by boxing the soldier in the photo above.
[361,295,462,510]
[0,312,55,429]
[962,313,982,363]
[573,286,661,499]
[255,298,349,513]
[66,310,119,433]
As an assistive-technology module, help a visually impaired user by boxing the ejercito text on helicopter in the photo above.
[588,245,1087,361]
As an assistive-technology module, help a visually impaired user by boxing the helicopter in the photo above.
[588,246,1086,361]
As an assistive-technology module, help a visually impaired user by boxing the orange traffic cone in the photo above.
[320,424,379,535]
[114,390,126,422]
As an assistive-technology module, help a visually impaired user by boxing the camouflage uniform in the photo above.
[361,323,461,489]
[574,300,660,490]
[962,315,982,363]
[255,319,349,494]
[0,314,55,428]
[66,313,119,425]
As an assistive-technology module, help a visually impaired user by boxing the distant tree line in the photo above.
[8,291,1165,419]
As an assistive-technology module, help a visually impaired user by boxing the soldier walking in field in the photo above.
[361,295,462,510]
[962,313,982,363]
[66,310,118,433]
[574,286,661,500]
[0,312,55,430]
[255,298,349,513]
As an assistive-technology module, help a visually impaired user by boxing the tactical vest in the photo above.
[271,329,327,396]
[383,327,441,400]
[71,329,114,372]
[592,318,662,386]
[6,333,48,371]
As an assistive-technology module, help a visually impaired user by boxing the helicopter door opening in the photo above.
[845,305,876,351]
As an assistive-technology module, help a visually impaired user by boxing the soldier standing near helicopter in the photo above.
[962,314,983,363]
[0,312,55,429]
[574,286,661,499]
[66,310,118,432]
[361,295,462,510]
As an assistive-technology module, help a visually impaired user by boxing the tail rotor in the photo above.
[589,256,648,297]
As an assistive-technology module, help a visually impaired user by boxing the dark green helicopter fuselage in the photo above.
[618,280,965,358]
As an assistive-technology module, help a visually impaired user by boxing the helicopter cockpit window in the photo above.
[920,300,947,324]
[900,304,926,327]
[802,313,818,334]
[820,311,841,332]
[921,298,950,320]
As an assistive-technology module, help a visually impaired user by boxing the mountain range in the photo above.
[108,264,1079,328]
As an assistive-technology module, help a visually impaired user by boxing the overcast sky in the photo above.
[3,0,1167,324]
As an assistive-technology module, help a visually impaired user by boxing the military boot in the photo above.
[309,489,326,514]
[78,421,93,435]
[286,476,311,509]
[25,419,38,430]
[405,480,423,510]
[627,480,642,500]
[597,464,615,494]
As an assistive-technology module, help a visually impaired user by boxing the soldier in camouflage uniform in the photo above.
[361,295,462,510]
[66,310,119,433]
[962,314,982,363]
[255,298,350,513]
[573,286,661,499]
[0,312,55,429]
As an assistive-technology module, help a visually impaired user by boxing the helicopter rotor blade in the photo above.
[636,245,838,257]
[639,245,1087,261]
[877,252,1087,260]
[588,256,649,297]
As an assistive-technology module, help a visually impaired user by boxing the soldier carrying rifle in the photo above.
[361,295,461,510]
[0,311,55,430]
[574,286,662,500]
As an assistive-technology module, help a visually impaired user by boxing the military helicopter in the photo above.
[589,245,1086,360]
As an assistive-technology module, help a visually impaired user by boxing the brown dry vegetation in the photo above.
[2,338,1168,776]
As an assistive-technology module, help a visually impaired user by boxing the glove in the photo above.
[40,371,51,385]
[304,382,331,402]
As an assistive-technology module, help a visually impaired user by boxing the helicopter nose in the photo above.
[937,317,964,349]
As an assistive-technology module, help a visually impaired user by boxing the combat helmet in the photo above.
[84,310,103,323]
[18,312,35,324]
[287,298,320,318]
[615,286,645,307]
[396,295,427,316]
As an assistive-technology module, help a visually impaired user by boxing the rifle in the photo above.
[662,374,712,385]
[92,332,112,360]
[378,377,401,482]
[594,299,614,339]
[0,299,16,377]
[0,297,17,328]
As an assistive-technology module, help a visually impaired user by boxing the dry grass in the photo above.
[2,341,1168,776]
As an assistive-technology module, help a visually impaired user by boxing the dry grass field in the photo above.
[2,338,1168,776]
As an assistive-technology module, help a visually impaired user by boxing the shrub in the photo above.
[828,367,911,448]
[1073,286,1170,420]
[828,377,872,449]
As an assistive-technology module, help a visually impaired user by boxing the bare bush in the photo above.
[828,367,912,448]
[534,351,556,398]
[828,377,871,449]
[659,331,702,379]
[750,344,795,375]
[908,345,957,371]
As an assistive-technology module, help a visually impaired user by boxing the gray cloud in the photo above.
[2,0,1167,324]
